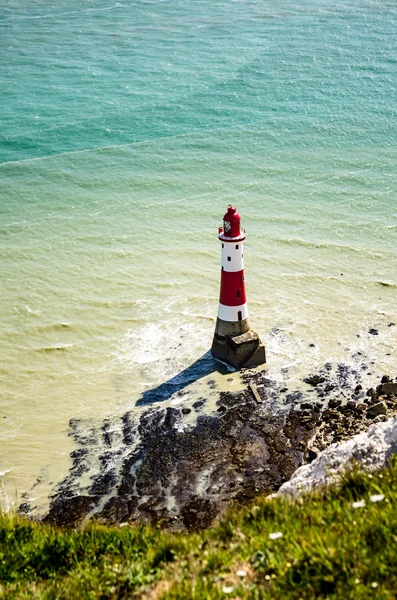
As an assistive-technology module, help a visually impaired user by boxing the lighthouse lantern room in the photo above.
[211,206,266,369]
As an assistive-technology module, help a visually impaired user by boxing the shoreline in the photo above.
[25,351,397,531]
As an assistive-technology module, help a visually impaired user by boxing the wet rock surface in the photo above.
[44,385,315,530]
[21,324,396,530]
[35,356,397,531]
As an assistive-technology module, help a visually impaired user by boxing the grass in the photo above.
[1,459,397,599]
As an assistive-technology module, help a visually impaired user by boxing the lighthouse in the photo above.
[211,205,266,369]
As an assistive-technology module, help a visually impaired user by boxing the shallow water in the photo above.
[0,0,396,511]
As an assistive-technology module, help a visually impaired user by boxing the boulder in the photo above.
[278,417,397,496]
[328,398,342,409]
[304,375,326,387]
[346,401,357,410]
[366,401,387,418]
[324,383,335,393]
[301,402,314,410]
[380,382,397,396]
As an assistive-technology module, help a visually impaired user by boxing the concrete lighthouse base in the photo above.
[211,328,266,370]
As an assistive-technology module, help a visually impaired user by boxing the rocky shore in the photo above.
[30,355,397,531]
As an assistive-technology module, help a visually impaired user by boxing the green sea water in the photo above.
[0,0,396,511]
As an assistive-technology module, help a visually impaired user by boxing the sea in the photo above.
[0,0,396,513]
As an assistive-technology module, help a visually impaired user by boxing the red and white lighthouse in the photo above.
[211,206,266,369]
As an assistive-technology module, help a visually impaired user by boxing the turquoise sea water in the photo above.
[0,0,396,510]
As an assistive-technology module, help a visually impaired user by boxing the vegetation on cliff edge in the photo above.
[1,458,397,599]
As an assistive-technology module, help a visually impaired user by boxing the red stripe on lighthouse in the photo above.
[219,269,247,306]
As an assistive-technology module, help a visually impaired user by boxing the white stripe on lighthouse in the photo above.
[218,302,249,322]
[221,242,244,272]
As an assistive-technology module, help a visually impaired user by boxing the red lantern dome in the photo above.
[222,205,241,238]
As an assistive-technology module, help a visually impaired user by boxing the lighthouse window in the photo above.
[237,290,240,298]
[222,243,224,248]
[235,245,239,250]
[227,256,231,261]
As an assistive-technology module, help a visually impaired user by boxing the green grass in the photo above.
[1,459,397,599]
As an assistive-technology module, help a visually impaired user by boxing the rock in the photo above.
[99,496,129,524]
[354,384,363,393]
[162,407,179,431]
[369,328,379,335]
[298,409,312,418]
[367,396,380,406]
[324,383,335,393]
[47,382,327,530]
[45,495,98,527]
[366,401,387,418]
[278,417,397,496]
[38,358,397,531]
[122,412,137,445]
[328,398,342,409]
[91,469,117,495]
[300,416,314,426]
[286,391,303,403]
[380,383,397,396]
[346,401,357,410]
[182,407,192,415]
[181,497,218,530]
[323,408,340,421]
[304,375,326,387]
[18,502,31,515]
[307,448,318,462]
[366,388,375,397]
[193,399,206,410]
[381,375,391,384]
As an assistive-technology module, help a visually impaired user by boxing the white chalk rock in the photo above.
[278,417,397,497]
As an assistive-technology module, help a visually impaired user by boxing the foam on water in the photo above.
[0,0,396,510]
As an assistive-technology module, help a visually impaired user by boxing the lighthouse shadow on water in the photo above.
[135,351,230,406]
